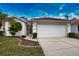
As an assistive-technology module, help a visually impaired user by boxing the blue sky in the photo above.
[0,3,79,19]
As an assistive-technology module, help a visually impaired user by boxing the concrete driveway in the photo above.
[38,37,79,56]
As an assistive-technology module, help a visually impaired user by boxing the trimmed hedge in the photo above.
[32,33,37,39]
[67,32,77,38]
[21,35,26,38]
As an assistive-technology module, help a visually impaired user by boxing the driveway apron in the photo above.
[38,38,79,56]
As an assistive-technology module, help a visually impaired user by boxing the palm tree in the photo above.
[0,12,8,27]
[0,12,8,35]
[7,16,16,24]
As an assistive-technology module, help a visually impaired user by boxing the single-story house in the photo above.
[32,18,79,38]
[0,17,79,38]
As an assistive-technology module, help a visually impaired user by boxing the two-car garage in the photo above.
[37,24,67,37]
[32,18,69,38]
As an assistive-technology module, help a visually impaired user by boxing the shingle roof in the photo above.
[31,17,66,20]
[71,20,79,25]
[16,17,28,23]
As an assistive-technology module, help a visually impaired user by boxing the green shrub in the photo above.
[0,31,3,36]
[9,22,22,36]
[67,32,77,38]
[32,33,37,39]
[0,23,2,28]
[21,35,26,38]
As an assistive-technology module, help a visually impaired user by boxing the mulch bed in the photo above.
[18,38,40,47]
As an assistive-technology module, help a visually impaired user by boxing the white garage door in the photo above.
[37,24,67,37]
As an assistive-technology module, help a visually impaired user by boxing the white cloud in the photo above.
[45,14,65,19]
[59,13,65,16]
[53,16,65,19]
[45,14,53,17]
[68,12,79,19]
[59,4,65,10]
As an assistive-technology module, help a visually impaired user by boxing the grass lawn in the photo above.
[0,36,44,56]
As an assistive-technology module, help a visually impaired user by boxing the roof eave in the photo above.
[31,20,72,23]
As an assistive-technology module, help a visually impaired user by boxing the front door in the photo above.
[27,26,32,35]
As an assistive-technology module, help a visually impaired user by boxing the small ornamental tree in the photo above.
[9,22,22,36]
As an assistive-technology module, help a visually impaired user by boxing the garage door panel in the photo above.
[37,24,67,37]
